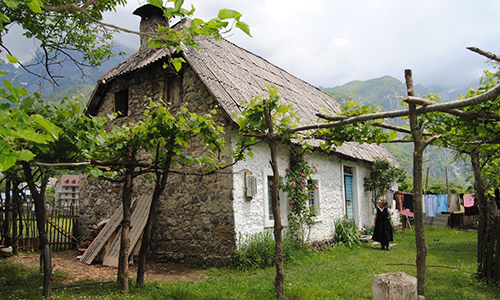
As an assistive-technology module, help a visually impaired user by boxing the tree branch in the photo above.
[285,82,500,136]
[467,47,500,63]
[372,122,413,134]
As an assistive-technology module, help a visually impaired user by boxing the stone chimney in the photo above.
[133,4,168,53]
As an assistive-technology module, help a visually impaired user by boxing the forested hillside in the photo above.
[322,76,474,191]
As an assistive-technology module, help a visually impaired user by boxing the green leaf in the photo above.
[235,21,252,37]
[17,149,35,162]
[174,0,184,11]
[171,57,186,72]
[0,139,11,154]
[149,0,163,8]
[2,0,18,9]
[32,114,61,138]
[6,54,18,64]
[0,152,17,172]
[26,0,42,13]
[14,129,47,143]
[218,9,242,21]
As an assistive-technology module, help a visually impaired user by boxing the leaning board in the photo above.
[102,194,153,267]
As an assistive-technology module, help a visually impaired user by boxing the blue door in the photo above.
[344,173,354,219]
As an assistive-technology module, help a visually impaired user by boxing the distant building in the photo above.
[54,175,80,214]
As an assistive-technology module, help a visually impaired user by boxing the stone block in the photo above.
[372,272,418,300]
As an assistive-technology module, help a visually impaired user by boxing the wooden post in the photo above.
[405,69,429,296]
[445,166,449,195]
[425,167,429,192]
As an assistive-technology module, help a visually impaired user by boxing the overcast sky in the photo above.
[5,0,500,88]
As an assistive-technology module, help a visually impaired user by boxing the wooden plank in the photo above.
[79,202,124,264]
[102,194,153,268]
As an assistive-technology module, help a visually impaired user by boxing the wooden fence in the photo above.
[1,190,80,252]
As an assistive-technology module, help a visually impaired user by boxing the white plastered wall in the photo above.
[232,136,377,245]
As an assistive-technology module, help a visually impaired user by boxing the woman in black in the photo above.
[372,199,393,250]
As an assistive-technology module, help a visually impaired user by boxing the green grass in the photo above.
[1,227,500,299]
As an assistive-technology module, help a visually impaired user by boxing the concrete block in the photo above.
[373,272,418,300]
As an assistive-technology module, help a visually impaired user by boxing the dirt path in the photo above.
[7,251,208,284]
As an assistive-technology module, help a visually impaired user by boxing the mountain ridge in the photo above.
[321,76,472,190]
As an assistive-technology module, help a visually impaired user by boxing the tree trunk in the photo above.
[470,149,499,281]
[22,162,52,297]
[12,181,19,255]
[263,101,285,300]
[405,69,428,296]
[137,141,174,287]
[3,178,11,246]
[269,138,285,300]
[118,146,135,293]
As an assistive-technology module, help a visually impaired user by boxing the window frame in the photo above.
[308,179,320,217]
[264,174,289,228]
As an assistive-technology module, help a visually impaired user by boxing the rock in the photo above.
[0,246,13,258]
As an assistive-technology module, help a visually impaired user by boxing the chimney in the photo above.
[133,4,168,53]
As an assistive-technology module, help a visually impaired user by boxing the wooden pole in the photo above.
[405,69,428,296]
[425,167,429,192]
[445,166,450,195]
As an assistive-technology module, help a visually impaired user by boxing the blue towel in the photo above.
[436,194,448,213]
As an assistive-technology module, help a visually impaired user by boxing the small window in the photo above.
[308,179,320,215]
[267,176,276,220]
[115,89,129,118]
[266,176,287,223]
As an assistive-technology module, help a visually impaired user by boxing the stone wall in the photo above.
[80,61,236,265]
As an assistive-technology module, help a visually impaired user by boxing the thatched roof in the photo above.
[87,34,395,163]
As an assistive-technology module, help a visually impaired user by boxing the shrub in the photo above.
[333,216,361,248]
[232,231,309,270]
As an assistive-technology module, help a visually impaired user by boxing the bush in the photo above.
[232,231,308,270]
[333,216,361,248]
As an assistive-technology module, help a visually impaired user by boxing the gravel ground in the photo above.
[7,251,208,284]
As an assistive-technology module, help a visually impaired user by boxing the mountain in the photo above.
[1,46,134,102]
[322,76,472,112]
[322,76,473,190]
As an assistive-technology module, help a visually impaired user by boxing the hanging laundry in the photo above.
[463,194,475,208]
[403,193,414,212]
[436,194,448,213]
[464,196,479,216]
[448,194,461,213]
[385,190,395,210]
[394,192,404,211]
[424,194,437,217]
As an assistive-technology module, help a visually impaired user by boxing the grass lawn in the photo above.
[1,227,500,299]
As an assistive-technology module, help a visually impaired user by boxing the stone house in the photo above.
[81,5,395,264]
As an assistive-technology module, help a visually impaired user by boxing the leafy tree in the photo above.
[0,80,107,296]
[134,101,226,287]
[363,158,406,206]
[235,85,300,300]
[0,0,251,83]
[424,68,500,283]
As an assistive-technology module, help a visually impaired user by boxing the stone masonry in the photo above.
[79,61,236,265]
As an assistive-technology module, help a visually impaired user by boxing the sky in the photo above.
[4,0,500,89]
